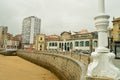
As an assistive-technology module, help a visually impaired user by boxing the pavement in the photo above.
[113,59,120,69]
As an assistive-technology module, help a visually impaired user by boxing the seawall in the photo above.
[17,50,87,80]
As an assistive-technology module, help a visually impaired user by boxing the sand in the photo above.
[0,54,59,80]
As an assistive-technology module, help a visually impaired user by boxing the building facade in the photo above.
[47,31,98,52]
[112,17,120,58]
[21,16,41,49]
[35,30,98,53]
[14,34,22,48]
[112,17,120,41]
[6,39,19,49]
[35,34,46,51]
[0,26,8,48]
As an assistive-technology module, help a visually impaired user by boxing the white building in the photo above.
[7,39,19,48]
[22,16,41,48]
[47,31,98,52]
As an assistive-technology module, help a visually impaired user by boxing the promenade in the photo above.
[0,52,119,80]
[113,59,120,69]
[0,54,59,80]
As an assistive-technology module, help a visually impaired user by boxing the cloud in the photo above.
[0,0,119,35]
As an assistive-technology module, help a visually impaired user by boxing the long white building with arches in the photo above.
[46,31,98,52]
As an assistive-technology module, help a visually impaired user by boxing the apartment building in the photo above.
[21,16,41,49]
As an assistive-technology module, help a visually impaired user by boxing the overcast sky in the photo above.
[0,0,120,35]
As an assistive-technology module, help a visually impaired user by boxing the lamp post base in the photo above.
[87,47,120,80]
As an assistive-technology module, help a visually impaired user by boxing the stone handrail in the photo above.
[17,50,87,80]
[35,50,90,66]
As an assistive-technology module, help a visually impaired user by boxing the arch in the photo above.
[80,41,84,47]
[54,42,57,46]
[75,41,79,47]
[49,42,52,46]
[85,41,89,46]
[59,43,62,48]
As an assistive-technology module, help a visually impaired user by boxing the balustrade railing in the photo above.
[26,50,90,66]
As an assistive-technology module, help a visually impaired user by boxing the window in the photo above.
[40,45,42,48]
[59,43,62,48]
[94,41,98,47]
[49,43,52,46]
[67,42,69,46]
[75,41,79,47]
[52,42,54,46]
[2,31,4,34]
[40,37,42,40]
[118,24,120,29]
[116,46,120,57]
[55,42,57,46]
[80,41,84,46]
[85,41,89,46]
[70,42,73,48]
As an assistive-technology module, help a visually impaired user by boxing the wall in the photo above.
[41,50,90,66]
[17,50,87,80]
[86,76,113,80]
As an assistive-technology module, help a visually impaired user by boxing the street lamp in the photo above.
[87,0,120,79]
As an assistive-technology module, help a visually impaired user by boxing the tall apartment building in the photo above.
[22,16,41,48]
[0,26,8,48]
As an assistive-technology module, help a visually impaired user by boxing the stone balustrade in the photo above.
[17,50,87,80]
[35,50,90,66]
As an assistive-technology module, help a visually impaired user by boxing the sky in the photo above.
[0,0,120,35]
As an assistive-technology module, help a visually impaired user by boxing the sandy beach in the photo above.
[0,54,59,80]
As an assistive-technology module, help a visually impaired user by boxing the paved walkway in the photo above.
[0,55,59,80]
[113,59,120,69]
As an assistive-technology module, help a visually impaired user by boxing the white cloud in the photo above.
[0,0,120,35]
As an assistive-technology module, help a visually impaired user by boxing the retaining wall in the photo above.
[36,50,90,66]
[17,50,87,80]
[86,76,113,80]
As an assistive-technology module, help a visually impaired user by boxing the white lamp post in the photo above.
[87,0,120,79]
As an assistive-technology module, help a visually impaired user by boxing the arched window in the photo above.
[52,42,54,46]
[85,41,89,46]
[67,42,69,46]
[40,37,42,40]
[49,43,52,46]
[59,43,62,48]
[70,42,73,48]
[54,42,57,46]
[75,41,79,47]
[80,41,84,46]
